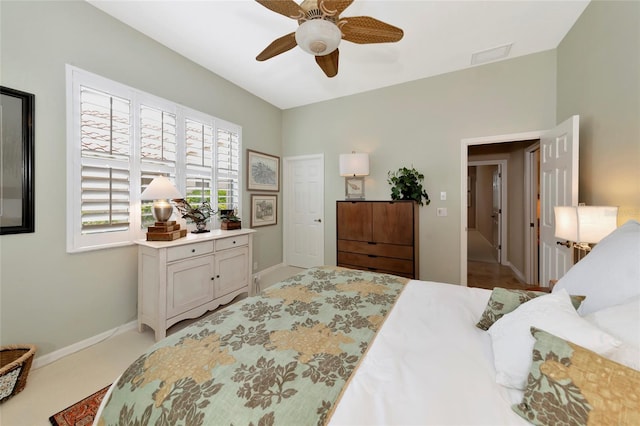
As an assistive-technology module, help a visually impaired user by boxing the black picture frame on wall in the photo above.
[1,86,35,235]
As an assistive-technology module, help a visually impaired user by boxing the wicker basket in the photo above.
[0,344,36,403]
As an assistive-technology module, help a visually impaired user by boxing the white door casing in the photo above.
[539,115,580,285]
[284,154,325,268]
[524,143,541,284]
[460,119,579,286]
[492,165,502,263]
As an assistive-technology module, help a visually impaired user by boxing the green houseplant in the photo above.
[387,166,431,206]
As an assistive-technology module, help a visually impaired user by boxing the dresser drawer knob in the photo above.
[191,249,195,253]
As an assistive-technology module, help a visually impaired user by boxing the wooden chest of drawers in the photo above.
[336,201,419,278]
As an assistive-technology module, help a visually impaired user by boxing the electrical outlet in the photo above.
[253,262,258,271]
[437,208,448,217]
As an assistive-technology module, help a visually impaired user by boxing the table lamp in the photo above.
[140,176,183,223]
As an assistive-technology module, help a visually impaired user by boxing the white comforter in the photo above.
[330,280,529,425]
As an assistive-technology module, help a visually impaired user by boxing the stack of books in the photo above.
[146,221,187,241]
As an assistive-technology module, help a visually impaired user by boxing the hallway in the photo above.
[467,229,531,290]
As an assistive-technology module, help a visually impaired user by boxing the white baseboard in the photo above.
[257,262,285,276]
[32,320,138,370]
[506,262,527,283]
[33,264,291,370]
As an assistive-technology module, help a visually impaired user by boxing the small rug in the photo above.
[49,385,110,426]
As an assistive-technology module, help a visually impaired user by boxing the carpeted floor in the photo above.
[49,385,110,426]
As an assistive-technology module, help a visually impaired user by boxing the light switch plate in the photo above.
[440,191,447,200]
[437,208,448,217]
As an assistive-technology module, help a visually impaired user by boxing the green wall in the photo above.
[2,0,638,360]
[557,0,640,223]
[282,50,557,284]
[0,0,282,356]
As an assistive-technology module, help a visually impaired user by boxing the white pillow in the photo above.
[607,342,640,371]
[584,296,640,371]
[488,289,621,390]
[553,219,640,315]
[584,295,640,347]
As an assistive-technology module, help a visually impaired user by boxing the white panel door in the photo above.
[284,155,324,268]
[540,115,579,285]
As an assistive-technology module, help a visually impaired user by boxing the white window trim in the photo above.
[66,65,242,253]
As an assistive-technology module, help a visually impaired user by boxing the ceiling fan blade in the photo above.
[255,0,306,20]
[340,16,404,44]
[319,0,353,16]
[315,49,339,78]
[256,32,298,61]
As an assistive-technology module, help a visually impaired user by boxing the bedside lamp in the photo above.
[554,205,618,258]
[339,152,370,199]
[140,176,183,223]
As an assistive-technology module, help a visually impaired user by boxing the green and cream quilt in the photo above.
[97,266,408,426]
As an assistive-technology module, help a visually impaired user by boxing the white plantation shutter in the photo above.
[185,119,213,167]
[185,117,214,209]
[80,87,130,159]
[81,165,130,232]
[140,105,177,167]
[67,66,242,252]
[215,124,240,211]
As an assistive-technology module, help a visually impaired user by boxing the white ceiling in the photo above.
[88,0,590,110]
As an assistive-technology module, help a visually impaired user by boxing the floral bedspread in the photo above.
[97,266,408,426]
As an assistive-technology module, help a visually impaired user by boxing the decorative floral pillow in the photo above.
[476,287,585,331]
[513,327,640,426]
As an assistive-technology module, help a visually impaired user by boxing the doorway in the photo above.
[460,116,579,287]
[283,154,325,268]
[461,132,543,286]
[468,160,507,265]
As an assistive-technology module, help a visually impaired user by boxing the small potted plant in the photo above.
[220,208,242,230]
[387,166,431,206]
[172,199,216,233]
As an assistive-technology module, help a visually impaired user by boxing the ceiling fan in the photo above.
[255,0,404,78]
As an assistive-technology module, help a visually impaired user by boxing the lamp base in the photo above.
[153,199,174,222]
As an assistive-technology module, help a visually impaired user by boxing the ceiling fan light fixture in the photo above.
[295,19,341,56]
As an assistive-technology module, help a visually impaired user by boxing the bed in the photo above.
[96,220,640,426]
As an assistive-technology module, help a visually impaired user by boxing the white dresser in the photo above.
[135,228,256,341]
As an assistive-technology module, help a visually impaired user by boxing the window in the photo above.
[66,66,241,252]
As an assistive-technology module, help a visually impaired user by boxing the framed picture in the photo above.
[345,176,365,200]
[247,149,279,192]
[1,86,35,235]
[250,194,277,227]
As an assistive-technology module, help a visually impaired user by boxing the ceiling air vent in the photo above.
[471,43,513,65]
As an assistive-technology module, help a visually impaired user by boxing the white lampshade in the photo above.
[339,153,370,176]
[295,19,342,56]
[140,176,183,200]
[140,176,183,222]
[554,205,618,244]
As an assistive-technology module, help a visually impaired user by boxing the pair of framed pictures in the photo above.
[247,150,278,227]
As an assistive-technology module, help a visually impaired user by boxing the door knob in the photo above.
[314,219,322,223]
